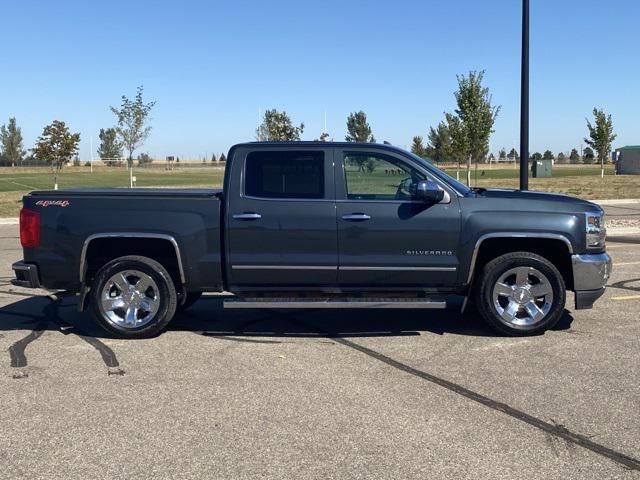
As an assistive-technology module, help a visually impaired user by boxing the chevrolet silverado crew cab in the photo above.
[12,142,611,338]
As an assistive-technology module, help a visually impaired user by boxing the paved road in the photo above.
[1,225,639,479]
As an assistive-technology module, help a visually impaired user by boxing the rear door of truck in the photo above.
[224,145,337,289]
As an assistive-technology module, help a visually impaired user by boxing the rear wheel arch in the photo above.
[81,234,186,287]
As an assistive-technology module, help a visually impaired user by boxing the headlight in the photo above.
[586,212,606,250]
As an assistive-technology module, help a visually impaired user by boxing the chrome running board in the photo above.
[223,297,447,309]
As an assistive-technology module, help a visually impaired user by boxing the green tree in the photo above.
[569,148,580,164]
[556,152,567,164]
[219,152,227,163]
[0,117,26,166]
[345,111,375,142]
[97,127,122,165]
[110,86,156,167]
[542,150,554,160]
[584,108,617,177]
[508,148,519,161]
[426,121,453,164]
[498,148,507,161]
[32,120,81,189]
[444,113,468,181]
[411,136,427,158]
[583,147,595,164]
[137,152,153,166]
[211,153,217,163]
[531,152,543,160]
[256,109,304,141]
[450,70,500,185]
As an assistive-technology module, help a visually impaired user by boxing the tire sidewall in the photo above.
[476,252,566,336]
[90,256,177,338]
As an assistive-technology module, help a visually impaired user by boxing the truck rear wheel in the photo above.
[90,255,177,339]
[475,252,566,336]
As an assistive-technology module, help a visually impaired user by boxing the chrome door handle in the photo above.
[342,213,371,221]
[232,212,262,220]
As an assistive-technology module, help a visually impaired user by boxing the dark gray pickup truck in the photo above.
[12,142,611,338]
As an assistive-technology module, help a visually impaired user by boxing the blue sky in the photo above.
[1,0,638,160]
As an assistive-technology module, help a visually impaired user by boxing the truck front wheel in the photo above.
[90,255,178,339]
[475,252,566,336]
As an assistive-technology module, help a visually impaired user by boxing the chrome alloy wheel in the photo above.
[492,266,554,327]
[100,270,160,329]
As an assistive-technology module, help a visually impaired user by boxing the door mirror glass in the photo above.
[412,180,444,203]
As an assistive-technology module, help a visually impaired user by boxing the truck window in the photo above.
[343,153,425,200]
[245,151,325,199]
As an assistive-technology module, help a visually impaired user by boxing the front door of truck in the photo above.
[335,148,461,287]
[225,147,337,289]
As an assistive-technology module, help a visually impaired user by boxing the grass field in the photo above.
[0,164,637,217]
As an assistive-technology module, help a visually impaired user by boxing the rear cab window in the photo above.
[245,151,325,199]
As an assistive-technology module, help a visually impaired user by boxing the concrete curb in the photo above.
[594,199,640,205]
[0,218,18,225]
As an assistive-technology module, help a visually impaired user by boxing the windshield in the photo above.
[406,152,472,195]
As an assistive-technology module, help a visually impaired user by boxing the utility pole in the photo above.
[519,0,529,190]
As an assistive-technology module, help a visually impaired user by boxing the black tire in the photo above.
[177,291,203,311]
[475,251,566,336]
[90,255,178,339]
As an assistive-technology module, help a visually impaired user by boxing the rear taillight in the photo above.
[20,208,40,248]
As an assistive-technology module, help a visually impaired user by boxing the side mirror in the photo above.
[412,179,444,203]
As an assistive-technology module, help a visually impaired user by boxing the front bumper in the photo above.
[571,253,612,309]
[11,261,41,288]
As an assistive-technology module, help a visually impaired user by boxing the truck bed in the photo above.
[23,188,224,292]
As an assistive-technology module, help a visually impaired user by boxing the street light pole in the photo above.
[520,0,529,190]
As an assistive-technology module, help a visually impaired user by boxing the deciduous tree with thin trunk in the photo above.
[450,71,500,185]
[110,86,156,167]
[584,108,616,178]
[32,120,81,189]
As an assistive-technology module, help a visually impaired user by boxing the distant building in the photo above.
[614,146,640,175]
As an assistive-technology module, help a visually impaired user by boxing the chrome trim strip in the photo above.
[232,265,337,270]
[465,232,574,285]
[231,265,456,272]
[341,213,371,221]
[232,213,262,220]
[340,266,457,272]
[224,299,447,309]
[79,233,186,284]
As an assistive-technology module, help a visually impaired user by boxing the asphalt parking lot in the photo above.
[0,224,638,479]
